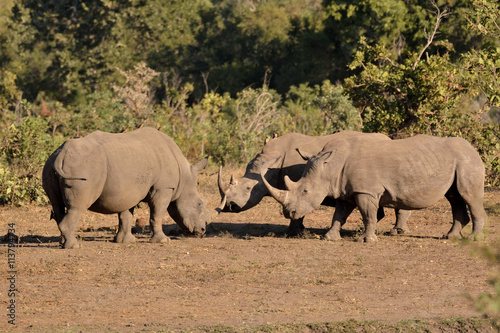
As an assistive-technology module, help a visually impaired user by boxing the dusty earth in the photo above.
[1,167,500,332]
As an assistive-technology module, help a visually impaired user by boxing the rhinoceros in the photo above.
[217,131,411,236]
[42,127,209,249]
[262,134,487,242]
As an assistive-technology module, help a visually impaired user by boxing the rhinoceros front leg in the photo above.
[287,218,305,236]
[324,200,356,241]
[355,194,379,242]
[149,190,172,243]
[58,208,85,249]
[390,209,411,235]
[114,208,137,244]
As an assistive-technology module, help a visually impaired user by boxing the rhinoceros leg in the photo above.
[114,208,136,244]
[444,188,470,240]
[355,194,379,242]
[445,182,486,241]
[58,208,85,249]
[324,200,356,241]
[390,209,411,235]
[287,218,305,236]
[467,199,487,241]
[149,190,172,243]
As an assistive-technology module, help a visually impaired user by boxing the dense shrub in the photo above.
[0,116,64,205]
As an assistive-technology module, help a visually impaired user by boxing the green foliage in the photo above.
[285,83,324,135]
[231,85,288,162]
[311,80,363,133]
[0,116,64,205]
[476,241,500,318]
[70,91,137,135]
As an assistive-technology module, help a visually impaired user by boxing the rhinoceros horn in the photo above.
[217,166,237,197]
[260,170,289,206]
[217,166,226,198]
[216,166,228,214]
[216,166,238,214]
[284,175,298,191]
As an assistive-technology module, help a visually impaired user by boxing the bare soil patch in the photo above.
[1,168,500,332]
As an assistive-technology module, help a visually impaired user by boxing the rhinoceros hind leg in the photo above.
[115,209,137,244]
[444,184,470,240]
[390,209,411,235]
[467,201,487,241]
[58,208,84,249]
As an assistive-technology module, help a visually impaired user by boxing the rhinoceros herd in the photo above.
[42,127,487,249]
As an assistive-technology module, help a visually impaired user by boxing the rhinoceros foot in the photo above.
[150,233,171,243]
[62,238,81,249]
[356,233,378,243]
[324,229,342,241]
[443,231,462,241]
[389,227,409,236]
[467,231,485,241]
[114,232,137,244]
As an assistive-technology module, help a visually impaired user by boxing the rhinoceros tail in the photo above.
[53,145,87,181]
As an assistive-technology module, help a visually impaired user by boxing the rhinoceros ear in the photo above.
[192,157,209,173]
[296,148,314,160]
[316,150,333,163]
[260,154,282,171]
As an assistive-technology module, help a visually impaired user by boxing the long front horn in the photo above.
[218,166,226,198]
[260,170,289,206]
[215,194,227,214]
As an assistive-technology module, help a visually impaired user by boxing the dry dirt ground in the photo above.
[1,167,500,332]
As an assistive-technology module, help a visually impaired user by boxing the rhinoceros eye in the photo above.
[302,188,308,195]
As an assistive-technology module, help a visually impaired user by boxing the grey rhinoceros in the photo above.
[262,134,487,242]
[42,127,209,249]
[217,131,411,236]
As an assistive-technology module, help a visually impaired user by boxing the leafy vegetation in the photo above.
[0,0,499,205]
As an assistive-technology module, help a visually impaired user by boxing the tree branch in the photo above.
[412,0,451,70]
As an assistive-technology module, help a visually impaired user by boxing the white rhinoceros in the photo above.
[262,133,487,242]
[218,131,411,237]
[42,127,209,249]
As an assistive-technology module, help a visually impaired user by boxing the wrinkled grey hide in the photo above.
[42,127,209,249]
[218,131,411,236]
[263,134,487,242]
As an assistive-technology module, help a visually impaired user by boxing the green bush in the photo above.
[0,116,64,205]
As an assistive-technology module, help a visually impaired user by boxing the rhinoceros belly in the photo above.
[379,150,456,209]
[88,169,156,214]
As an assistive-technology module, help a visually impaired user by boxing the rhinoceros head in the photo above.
[217,167,270,212]
[261,151,334,219]
[169,158,210,235]
[217,154,282,213]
